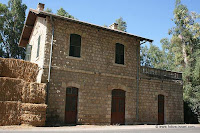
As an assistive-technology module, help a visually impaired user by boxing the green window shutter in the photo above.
[37,36,41,57]
[69,34,81,57]
[115,43,124,64]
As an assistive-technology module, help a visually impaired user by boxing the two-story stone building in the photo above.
[19,3,184,125]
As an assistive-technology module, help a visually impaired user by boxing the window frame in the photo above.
[115,43,125,65]
[25,44,32,61]
[69,34,81,58]
[36,35,41,58]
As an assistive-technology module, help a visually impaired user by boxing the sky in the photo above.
[1,0,200,48]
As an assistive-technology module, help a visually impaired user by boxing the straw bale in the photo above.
[29,83,46,104]
[21,103,47,112]
[0,101,21,126]
[0,102,47,126]
[22,83,46,104]
[0,77,46,104]
[21,114,46,126]
[0,58,3,75]
[21,82,31,103]
[0,77,23,101]
[21,103,47,126]
[0,57,39,82]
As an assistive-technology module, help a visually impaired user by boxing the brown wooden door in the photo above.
[65,87,78,125]
[158,94,164,124]
[111,89,125,125]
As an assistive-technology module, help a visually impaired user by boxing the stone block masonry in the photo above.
[34,16,184,125]
[138,78,183,124]
[20,6,183,125]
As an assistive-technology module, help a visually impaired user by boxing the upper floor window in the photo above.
[36,35,41,58]
[25,44,32,61]
[115,43,124,64]
[69,34,81,57]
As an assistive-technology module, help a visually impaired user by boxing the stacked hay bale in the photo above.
[21,103,46,126]
[0,101,21,125]
[0,58,39,82]
[0,57,47,126]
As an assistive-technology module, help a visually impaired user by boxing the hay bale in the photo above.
[0,57,39,82]
[21,114,46,126]
[21,103,47,112]
[0,58,3,75]
[0,77,46,104]
[22,82,46,104]
[29,83,46,104]
[0,102,47,126]
[21,103,47,126]
[0,77,23,101]
[21,82,31,103]
[0,101,21,126]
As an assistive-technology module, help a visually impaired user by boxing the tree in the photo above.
[57,8,75,19]
[163,0,200,122]
[140,45,151,67]
[45,8,52,13]
[140,43,167,70]
[115,17,127,32]
[103,24,108,28]
[0,0,27,59]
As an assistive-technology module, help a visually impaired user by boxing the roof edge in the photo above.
[19,9,153,47]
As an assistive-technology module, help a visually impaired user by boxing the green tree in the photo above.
[140,43,167,69]
[0,0,27,59]
[140,45,151,67]
[160,38,176,71]
[115,17,127,32]
[164,0,200,122]
[57,8,75,19]
[103,24,108,28]
[45,8,52,13]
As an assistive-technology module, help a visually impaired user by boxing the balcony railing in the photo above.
[140,66,182,80]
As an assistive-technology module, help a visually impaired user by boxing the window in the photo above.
[115,43,124,64]
[25,44,32,61]
[36,35,41,57]
[69,34,81,57]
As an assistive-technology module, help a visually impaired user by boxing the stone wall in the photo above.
[41,17,140,125]
[138,78,184,124]
[42,17,139,81]
[43,68,137,125]
[30,16,184,125]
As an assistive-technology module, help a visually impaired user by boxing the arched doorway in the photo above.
[111,89,125,125]
[65,87,78,124]
[158,94,164,124]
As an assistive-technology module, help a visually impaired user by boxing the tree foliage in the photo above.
[45,8,52,13]
[115,17,127,32]
[141,0,200,123]
[57,8,75,19]
[140,40,175,70]
[0,0,27,59]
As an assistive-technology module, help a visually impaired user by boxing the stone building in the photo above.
[19,3,184,125]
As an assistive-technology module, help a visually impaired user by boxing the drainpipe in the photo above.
[46,15,54,104]
[136,40,146,121]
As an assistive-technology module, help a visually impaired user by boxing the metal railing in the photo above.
[140,66,182,80]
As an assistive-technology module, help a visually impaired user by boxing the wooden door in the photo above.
[65,87,78,125]
[111,89,125,125]
[158,94,164,124]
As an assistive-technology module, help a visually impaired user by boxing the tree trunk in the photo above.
[182,43,188,67]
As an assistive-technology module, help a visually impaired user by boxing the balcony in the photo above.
[140,66,182,80]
